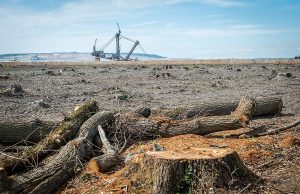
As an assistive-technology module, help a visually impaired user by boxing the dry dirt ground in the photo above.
[0,60,300,193]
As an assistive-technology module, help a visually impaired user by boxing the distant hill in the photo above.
[0,52,166,62]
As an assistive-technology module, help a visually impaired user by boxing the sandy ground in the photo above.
[0,60,300,193]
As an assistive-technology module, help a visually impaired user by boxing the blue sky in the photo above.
[0,0,300,58]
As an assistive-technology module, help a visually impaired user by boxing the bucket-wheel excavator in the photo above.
[92,23,146,61]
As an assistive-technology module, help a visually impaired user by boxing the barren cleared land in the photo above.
[0,59,299,193]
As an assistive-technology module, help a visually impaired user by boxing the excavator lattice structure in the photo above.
[92,23,146,61]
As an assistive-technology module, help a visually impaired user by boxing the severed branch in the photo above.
[208,119,300,138]
[85,125,122,173]
[247,119,300,137]
[98,125,116,155]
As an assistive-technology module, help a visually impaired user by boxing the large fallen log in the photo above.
[0,100,98,172]
[5,111,116,194]
[8,138,93,194]
[158,97,282,119]
[0,120,57,145]
[136,148,258,193]
[118,96,256,138]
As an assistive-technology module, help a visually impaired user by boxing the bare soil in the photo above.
[0,60,300,193]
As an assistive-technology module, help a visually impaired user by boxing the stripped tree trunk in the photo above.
[0,100,98,172]
[158,97,282,119]
[137,148,258,194]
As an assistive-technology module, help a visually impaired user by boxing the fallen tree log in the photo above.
[6,111,116,194]
[136,148,258,193]
[158,97,282,119]
[8,138,93,194]
[118,96,256,138]
[0,100,98,172]
[0,120,57,145]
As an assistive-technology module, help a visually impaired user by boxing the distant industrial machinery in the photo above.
[92,23,146,61]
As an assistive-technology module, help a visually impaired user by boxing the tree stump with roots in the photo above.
[138,147,258,194]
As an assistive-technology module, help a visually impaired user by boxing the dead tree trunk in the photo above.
[4,111,116,194]
[8,138,93,194]
[137,148,258,194]
[158,97,282,119]
[0,100,98,172]
[0,120,57,145]
[118,96,256,138]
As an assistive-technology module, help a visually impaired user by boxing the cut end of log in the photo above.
[147,147,234,160]
[86,154,120,173]
[85,159,101,174]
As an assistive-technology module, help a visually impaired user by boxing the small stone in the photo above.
[29,100,50,108]
[125,153,137,164]
[116,94,128,100]
[135,106,151,118]
[286,73,292,77]
[152,143,165,152]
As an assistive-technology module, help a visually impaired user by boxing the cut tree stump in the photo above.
[0,100,98,172]
[0,120,57,145]
[158,97,282,119]
[137,147,258,194]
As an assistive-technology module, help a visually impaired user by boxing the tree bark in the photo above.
[117,96,256,138]
[0,120,57,145]
[4,111,115,194]
[0,100,98,172]
[8,138,93,194]
[137,147,258,194]
[0,167,10,192]
[158,97,282,119]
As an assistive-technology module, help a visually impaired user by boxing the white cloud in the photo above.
[169,24,300,38]
[130,20,158,27]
